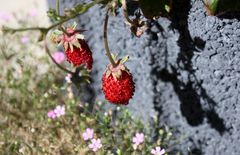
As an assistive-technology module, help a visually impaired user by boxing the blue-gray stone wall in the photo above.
[49,0,240,154]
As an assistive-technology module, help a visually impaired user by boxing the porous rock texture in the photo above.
[48,0,240,154]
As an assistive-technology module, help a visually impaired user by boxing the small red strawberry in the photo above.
[102,56,135,105]
[65,39,93,69]
[50,22,93,70]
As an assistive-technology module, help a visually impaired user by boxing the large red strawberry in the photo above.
[102,57,135,105]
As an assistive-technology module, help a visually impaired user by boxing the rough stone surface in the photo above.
[49,0,240,154]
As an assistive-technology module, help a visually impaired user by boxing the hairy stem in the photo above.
[104,8,117,67]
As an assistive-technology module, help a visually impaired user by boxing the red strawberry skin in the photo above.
[65,40,93,69]
[102,71,135,105]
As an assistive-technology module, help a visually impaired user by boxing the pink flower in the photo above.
[47,110,56,119]
[151,147,166,155]
[52,51,65,64]
[65,74,72,83]
[82,128,94,141]
[27,9,37,17]
[54,105,65,117]
[0,11,12,21]
[132,133,144,146]
[88,138,102,152]
[21,36,29,44]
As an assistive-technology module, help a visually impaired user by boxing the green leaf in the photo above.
[204,0,219,15]
[204,0,240,15]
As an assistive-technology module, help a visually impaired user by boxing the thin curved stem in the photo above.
[56,0,60,15]
[44,36,74,74]
[104,8,117,67]
[122,0,135,25]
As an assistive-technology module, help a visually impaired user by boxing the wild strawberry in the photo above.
[50,22,93,70]
[65,39,93,69]
[102,56,135,105]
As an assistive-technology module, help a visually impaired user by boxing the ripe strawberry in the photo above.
[65,39,93,69]
[50,22,93,70]
[102,57,135,105]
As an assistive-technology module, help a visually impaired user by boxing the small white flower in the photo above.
[151,146,166,155]
[54,105,65,117]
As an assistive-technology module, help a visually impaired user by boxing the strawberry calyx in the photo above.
[105,55,130,80]
[50,22,85,51]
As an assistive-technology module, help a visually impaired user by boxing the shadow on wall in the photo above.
[150,0,229,136]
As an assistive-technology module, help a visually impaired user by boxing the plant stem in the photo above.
[44,36,74,74]
[56,0,60,15]
[122,0,135,25]
[2,27,48,34]
[103,8,117,67]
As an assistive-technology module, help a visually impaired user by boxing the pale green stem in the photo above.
[56,0,60,15]
[44,36,74,74]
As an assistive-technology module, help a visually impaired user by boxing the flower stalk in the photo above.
[103,8,117,67]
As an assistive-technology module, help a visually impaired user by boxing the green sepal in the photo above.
[63,42,69,51]
[76,34,84,40]
[70,22,78,30]
[120,55,129,64]
[69,43,74,52]
[72,40,81,49]
[53,29,63,35]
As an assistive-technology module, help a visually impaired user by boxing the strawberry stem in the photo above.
[104,8,117,67]
[44,36,74,74]
[56,0,60,15]
[123,0,135,26]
